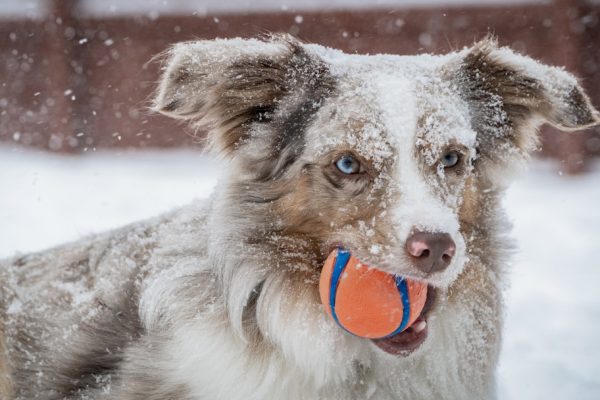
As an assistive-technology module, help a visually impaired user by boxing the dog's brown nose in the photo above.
[405,231,456,274]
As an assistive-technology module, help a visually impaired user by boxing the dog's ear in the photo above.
[456,37,600,167]
[153,35,333,157]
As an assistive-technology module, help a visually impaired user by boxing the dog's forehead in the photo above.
[304,46,476,167]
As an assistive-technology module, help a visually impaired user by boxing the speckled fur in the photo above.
[1,36,598,400]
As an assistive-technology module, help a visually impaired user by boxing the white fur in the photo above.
[135,197,497,400]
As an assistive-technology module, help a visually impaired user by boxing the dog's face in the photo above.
[276,64,474,288]
[154,36,599,359]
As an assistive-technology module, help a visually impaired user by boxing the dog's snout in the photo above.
[405,231,456,274]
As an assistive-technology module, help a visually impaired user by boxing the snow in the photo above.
[0,148,220,256]
[0,147,599,399]
[498,161,600,400]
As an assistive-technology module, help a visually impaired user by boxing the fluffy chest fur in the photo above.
[0,199,500,399]
[140,199,502,400]
[0,35,598,400]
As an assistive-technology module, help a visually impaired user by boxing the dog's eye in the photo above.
[335,155,361,175]
[441,151,460,168]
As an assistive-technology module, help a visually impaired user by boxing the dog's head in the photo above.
[153,35,599,364]
[154,34,598,281]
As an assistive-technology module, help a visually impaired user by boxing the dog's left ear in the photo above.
[456,38,600,164]
[153,35,333,158]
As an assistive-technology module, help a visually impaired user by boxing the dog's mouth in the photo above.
[371,285,437,356]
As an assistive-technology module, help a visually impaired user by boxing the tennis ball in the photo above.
[319,248,428,339]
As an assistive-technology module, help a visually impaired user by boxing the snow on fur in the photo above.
[1,36,598,400]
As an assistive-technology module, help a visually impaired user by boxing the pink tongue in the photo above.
[372,316,429,355]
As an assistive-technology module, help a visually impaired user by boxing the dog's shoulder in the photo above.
[1,197,211,289]
[0,199,212,399]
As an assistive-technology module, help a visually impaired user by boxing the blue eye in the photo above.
[335,155,361,175]
[441,151,460,168]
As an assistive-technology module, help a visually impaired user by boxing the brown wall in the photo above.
[1,0,599,172]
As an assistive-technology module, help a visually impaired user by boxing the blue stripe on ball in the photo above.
[329,248,351,332]
[382,276,411,338]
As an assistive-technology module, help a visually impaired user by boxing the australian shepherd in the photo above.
[1,35,598,400]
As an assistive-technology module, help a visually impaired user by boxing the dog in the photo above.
[1,35,598,400]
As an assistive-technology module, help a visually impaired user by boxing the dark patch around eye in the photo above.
[219,42,336,183]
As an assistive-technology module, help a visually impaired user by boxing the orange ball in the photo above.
[319,248,428,339]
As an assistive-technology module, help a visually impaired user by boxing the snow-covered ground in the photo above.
[0,147,599,399]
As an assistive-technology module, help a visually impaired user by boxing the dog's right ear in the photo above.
[455,37,600,171]
[153,35,331,156]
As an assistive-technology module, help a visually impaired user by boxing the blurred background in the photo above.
[1,1,599,399]
[1,0,600,170]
